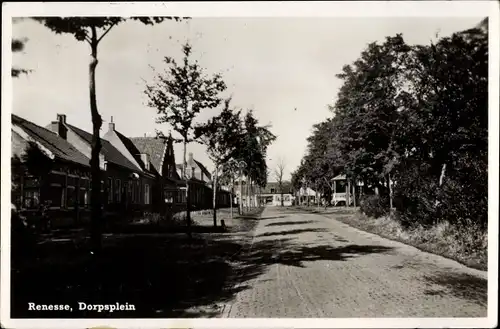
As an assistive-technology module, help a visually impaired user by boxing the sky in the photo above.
[12,17,482,181]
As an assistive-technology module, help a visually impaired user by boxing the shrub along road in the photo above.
[223,206,487,317]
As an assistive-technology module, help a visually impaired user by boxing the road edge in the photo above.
[306,208,488,278]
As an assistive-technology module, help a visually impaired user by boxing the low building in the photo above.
[175,152,231,209]
[46,115,157,216]
[258,181,294,206]
[12,114,92,227]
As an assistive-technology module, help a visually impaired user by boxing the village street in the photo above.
[222,207,487,318]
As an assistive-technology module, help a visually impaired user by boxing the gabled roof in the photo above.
[194,159,211,180]
[333,174,346,181]
[66,124,139,172]
[115,132,159,176]
[176,161,212,181]
[12,114,90,168]
[261,181,293,194]
[129,137,166,175]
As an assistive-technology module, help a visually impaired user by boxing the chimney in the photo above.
[50,114,68,139]
[140,154,150,171]
[57,114,66,124]
[108,116,115,132]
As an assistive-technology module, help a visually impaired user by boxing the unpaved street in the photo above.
[224,207,487,317]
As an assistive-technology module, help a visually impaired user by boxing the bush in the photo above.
[359,194,389,218]
[11,205,38,267]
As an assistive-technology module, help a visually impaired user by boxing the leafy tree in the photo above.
[35,16,184,252]
[12,38,31,77]
[194,98,244,226]
[234,110,276,201]
[394,24,488,227]
[145,41,226,233]
[295,19,487,238]
[332,34,411,194]
[274,157,286,206]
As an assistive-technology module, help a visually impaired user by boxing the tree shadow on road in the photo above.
[241,239,395,268]
[11,206,393,319]
[266,220,316,227]
[257,228,327,238]
[422,272,487,306]
[260,216,288,220]
[12,218,265,319]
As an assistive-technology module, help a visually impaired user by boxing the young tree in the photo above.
[274,157,286,206]
[194,98,244,227]
[145,42,227,234]
[35,17,184,252]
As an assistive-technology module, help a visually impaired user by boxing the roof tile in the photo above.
[67,124,139,172]
[12,114,90,168]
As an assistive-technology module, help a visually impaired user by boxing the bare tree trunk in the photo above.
[89,29,103,254]
[212,166,218,227]
[182,140,191,238]
[230,177,234,219]
[246,176,250,211]
[239,171,243,215]
[352,180,356,208]
[347,180,351,207]
[388,173,394,212]
[250,179,253,208]
[439,163,446,186]
[280,182,284,207]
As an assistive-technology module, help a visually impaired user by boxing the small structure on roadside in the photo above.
[331,174,353,206]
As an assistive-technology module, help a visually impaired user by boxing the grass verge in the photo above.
[300,206,487,271]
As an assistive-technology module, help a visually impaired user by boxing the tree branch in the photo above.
[97,22,117,44]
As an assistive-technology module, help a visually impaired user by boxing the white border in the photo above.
[2,1,499,329]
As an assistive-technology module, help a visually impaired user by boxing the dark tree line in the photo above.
[292,19,488,231]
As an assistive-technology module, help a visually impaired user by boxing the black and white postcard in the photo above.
[1,1,498,328]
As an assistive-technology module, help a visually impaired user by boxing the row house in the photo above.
[12,113,232,227]
[46,115,158,217]
[11,114,93,225]
[175,152,231,209]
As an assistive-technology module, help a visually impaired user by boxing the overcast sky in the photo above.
[12,17,481,181]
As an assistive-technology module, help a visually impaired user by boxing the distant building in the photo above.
[174,152,230,209]
[258,181,294,206]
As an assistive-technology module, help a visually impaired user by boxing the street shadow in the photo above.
[241,240,395,268]
[422,272,487,306]
[11,219,263,319]
[11,205,393,319]
[260,216,288,220]
[266,220,316,227]
[257,228,327,238]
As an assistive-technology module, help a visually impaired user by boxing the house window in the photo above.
[107,177,113,203]
[271,188,275,194]
[79,188,87,206]
[144,184,150,205]
[23,190,40,209]
[67,186,76,208]
[115,179,121,203]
